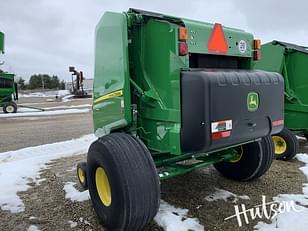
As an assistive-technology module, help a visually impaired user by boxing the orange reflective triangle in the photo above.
[207,23,228,54]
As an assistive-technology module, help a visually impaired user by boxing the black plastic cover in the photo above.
[181,70,284,153]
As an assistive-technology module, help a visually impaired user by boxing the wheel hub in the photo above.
[95,167,112,207]
[78,168,85,183]
[272,136,287,155]
[6,105,15,113]
[229,146,243,163]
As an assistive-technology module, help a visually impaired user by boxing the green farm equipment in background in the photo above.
[0,31,18,113]
[255,41,308,160]
[76,9,284,230]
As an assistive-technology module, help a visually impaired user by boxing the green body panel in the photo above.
[255,41,308,133]
[93,9,255,160]
[0,32,4,53]
[182,19,253,58]
[93,12,132,136]
[129,18,185,154]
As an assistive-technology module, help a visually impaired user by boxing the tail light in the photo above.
[178,27,188,41]
[272,120,284,127]
[179,42,188,56]
[254,39,261,50]
[253,50,261,61]
[178,26,188,56]
[212,131,231,140]
[253,39,261,60]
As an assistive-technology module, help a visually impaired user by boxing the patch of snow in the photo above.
[68,220,78,228]
[64,182,90,202]
[296,135,307,141]
[62,94,75,102]
[154,200,204,231]
[20,90,70,98]
[35,178,47,186]
[61,190,204,231]
[255,153,308,231]
[0,134,95,213]
[84,220,91,226]
[254,207,308,231]
[18,107,41,112]
[205,188,250,203]
[43,104,91,110]
[66,166,76,172]
[0,108,90,118]
[27,225,40,231]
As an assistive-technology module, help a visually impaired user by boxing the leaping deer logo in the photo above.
[249,95,257,107]
[248,92,259,111]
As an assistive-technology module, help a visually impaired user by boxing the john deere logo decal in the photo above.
[247,92,259,111]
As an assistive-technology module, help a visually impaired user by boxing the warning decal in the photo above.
[211,120,232,133]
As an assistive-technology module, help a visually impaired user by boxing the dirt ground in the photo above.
[0,97,307,231]
[0,98,92,152]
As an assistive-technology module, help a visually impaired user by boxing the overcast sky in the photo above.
[1,0,308,81]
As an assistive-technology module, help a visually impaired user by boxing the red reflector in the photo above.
[207,23,228,54]
[212,131,231,140]
[272,120,284,126]
[254,50,261,60]
[179,42,188,56]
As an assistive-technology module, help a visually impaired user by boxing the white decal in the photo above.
[238,40,247,53]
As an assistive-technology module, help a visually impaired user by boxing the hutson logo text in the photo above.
[224,195,302,227]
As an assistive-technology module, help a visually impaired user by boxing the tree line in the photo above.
[17,74,65,90]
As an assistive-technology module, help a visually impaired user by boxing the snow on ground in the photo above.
[16,105,91,112]
[20,90,70,98]
[154,200,204,231]
[254,153,308,231]
[15,104,91,112]
[62,94,75,102]
[27,225,40,231]
[43,104,91,110]
[63,182,90,202]
[0,134,95,213]
[0,108,90,118]
[296,135,307,141]
[204,188,250,203]
[68,220,78,228]
[62,182,204,231]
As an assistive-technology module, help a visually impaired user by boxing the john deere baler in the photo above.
[76,9,284,231]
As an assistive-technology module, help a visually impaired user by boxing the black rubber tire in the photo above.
[272,128,299,161]
[3,102,17,113]
[87,133,160,231]
[254,136,275,178]
[77,162,88,190]
[213,136,274,181]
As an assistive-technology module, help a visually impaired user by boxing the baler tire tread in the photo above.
[87,133,160,231]
[213,136,273,181]
[274,128,299,161]
[76,162,88,190]
[3,102,17,113]
[254,136,275,178]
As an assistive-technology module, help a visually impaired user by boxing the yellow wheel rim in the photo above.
[272,136,287,155]
[230,146,243,163]
[78,167,85,183]
[95,167,112,207]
